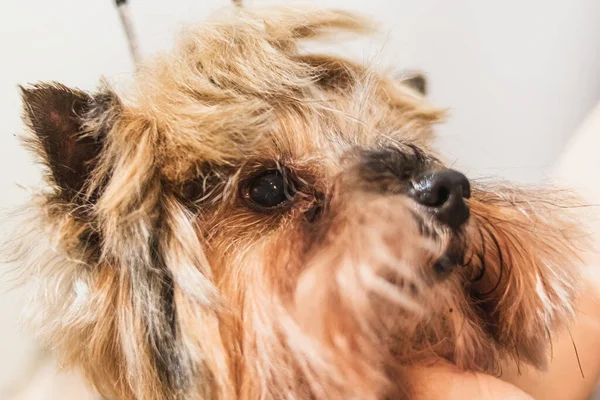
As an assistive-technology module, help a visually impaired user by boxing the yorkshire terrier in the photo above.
[9,6,586,400]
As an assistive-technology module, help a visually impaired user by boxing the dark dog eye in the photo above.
[248,170,291,208]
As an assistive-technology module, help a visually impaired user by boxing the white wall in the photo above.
[0,0,599,391]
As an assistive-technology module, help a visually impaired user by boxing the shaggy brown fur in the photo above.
[8,6,587,400]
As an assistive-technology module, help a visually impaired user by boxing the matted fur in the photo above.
[6,6,587,400]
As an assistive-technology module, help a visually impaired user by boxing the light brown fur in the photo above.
[7,6,587,400]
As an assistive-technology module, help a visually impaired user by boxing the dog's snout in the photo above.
[409,169,471,230]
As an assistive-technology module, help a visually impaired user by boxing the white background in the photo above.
[0,0,599,392]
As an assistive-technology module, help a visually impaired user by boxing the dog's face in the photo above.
[13,7,585,400]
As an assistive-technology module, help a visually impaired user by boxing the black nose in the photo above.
[409,169,471,230]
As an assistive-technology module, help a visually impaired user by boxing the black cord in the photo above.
[115,0,127,6]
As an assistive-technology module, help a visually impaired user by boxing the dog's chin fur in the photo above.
[5,5,588,400]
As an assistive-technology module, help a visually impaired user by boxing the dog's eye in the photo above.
[248,170,291,208]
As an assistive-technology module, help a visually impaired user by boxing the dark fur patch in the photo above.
[296,54,360,90]
[146,211,186,397]
[357,146,430,193]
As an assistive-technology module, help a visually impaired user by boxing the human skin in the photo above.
[412,362,532,400]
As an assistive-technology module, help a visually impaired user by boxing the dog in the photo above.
[8,6,587,400]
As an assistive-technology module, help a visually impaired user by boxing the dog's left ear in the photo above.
[20,83,119,201]
[401,72,427,95]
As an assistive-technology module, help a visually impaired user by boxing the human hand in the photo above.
[411,362,532,400]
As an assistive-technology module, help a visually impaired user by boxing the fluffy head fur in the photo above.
[9,6,586,400]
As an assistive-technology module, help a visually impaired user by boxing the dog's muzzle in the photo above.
[357,147,471,230]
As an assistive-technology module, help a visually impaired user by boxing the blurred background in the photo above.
[1,0,600,397]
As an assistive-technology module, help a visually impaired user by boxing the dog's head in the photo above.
[14,7,584,400]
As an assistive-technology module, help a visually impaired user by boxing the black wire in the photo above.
[115,0,127,6]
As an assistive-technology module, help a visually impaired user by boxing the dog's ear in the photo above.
[400,72,427,95]
[20,83,119,201]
